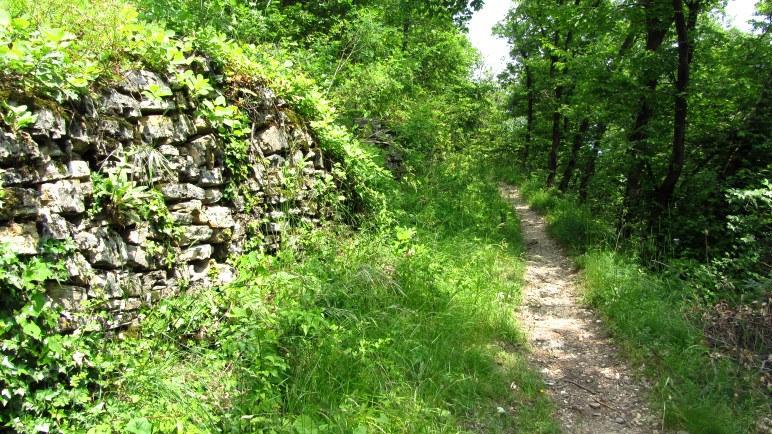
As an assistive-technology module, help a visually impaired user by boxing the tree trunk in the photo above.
[559,118,590,192]
[522,58,534,169]
[579,123,607,203]
[619,0,673,229]
[547,49,563,188]
[402,19,411,52]
[657,0,699,209]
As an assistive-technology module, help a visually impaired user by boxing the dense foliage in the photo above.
[494,1,771,430]
[495,0,772,299]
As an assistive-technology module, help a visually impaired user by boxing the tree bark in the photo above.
[620,0,673,229]
[522,56,534,169]
[559,118,590,192]
[579,123,607,203]
[656,0,699,209]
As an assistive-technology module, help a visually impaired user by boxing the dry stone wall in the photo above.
[0,70,335,329]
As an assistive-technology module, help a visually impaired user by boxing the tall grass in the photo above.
[86,157,560,433]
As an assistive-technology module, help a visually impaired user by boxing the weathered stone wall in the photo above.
[0,70,333,329]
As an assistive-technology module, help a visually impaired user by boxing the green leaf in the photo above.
[22,293,47,318]
[0,9,10,28]
[125,417,153,434]
[17,316,42,340]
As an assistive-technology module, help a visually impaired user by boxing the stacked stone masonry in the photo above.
[0,70,334,329]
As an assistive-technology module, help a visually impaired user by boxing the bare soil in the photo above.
[501,185,671,434]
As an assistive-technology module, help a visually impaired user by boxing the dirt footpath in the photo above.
[501,185,671,434]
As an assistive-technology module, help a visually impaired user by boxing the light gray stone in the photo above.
[186,134,217,167]
[64,252,93,285]
[169,211,194,225]
[209,228,234,243]
[0,187,39,220]
[195,206,235,228]
[31,108,67,140]
[39,209,71,240]
[118,70,172,95]
[177,226,214,244]
[99,119,134,141]
[100,88,141,119]
[179,244,212,262]
[77,227,127,269]
[157,145,179,157]
[68,115,95,150]
[209,263,237,286]
[139,270,168,291]
[203,189,222,204]
[36,160,70,182]
[46,284,87,312]
[0,130,41,164]
[68,161,91,180]
[0,166,37,186]
[40,180,85,214]
[170,200,203,212]
[0,222,39,254]
[126,245,151,270]
[127,222,150,245]
[193,116,213,134]
[160,183,205,201]
[198,168,224,187]
[257,125,288,155]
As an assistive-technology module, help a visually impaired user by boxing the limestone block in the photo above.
[0,130,41,164]
[68,161,91,180]
[89,271,142,299]
[77,227,127,269]
[257,125,288,155]
[99,119,135,141]
[107,298,142,312]
[177,226,214,244]
[209,262,237,286]
[206,228,230,243]
[139,270,168,291]
[203,189,222,205]
[198,168,224,187]
[170,200,202,212]
[100,88,141,119]
[46,284,87,312]
[40,180,85,214]
[126,245,150,270]
[36,160,70,182]
[192,115,213,134]
[0,166,37,186]
[0,187,39,220]
[185,134,218,167]
[169,211,194,225]
[30,108,67,140]
[140,96,177,114]
[0,222,39,254]
[195,206,235,228]
[68,115,95,151]
[39,142,64,159]
[160,183,205,201]
[157,145,179,157]
[118,70,172,95]
[179,244,212,262]
[127,222,149,245]
[64,252,93,285]
[39,209,71,240]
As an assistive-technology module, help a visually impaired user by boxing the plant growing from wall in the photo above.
[0,102,38,132]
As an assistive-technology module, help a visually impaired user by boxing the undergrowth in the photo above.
[508,174,770,434]
[3,157,559,433]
